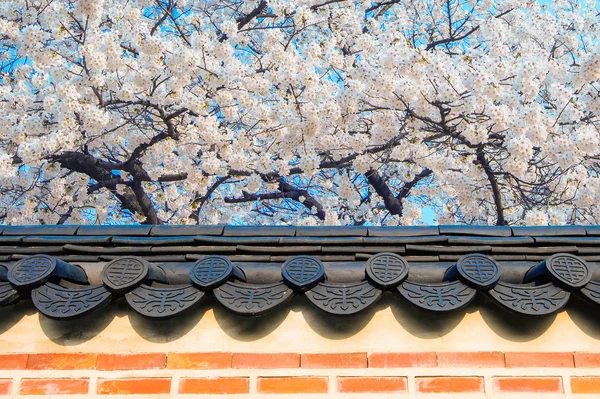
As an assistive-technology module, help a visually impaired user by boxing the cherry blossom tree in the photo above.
[1,0,599,226]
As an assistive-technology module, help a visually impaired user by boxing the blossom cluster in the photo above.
[0,0,599,226]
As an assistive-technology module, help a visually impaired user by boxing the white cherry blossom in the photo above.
[0,0,599,226]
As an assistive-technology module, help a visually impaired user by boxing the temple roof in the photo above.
[0,225,599,319]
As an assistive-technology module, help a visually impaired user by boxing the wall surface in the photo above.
[1,294,600,397]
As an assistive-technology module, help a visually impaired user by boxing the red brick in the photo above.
[416,377,484,393]
[19,379,89,395]
[369,352,437,368]
[167,353,231,369]
[27,353,96,370]
[0,354,28,370]
[0,380,11,395]
[97,378,171,395]
[574,353,600,368]
[179,378,249,394]
[493,377,563,393]
[302,353,366,368]
[337,377,407,393]
[257,377,328,394]
[572,377,600,394]
[505,352,573,368]
[437,352,504,368]
[96,353,166,370]
[233,353,299,369]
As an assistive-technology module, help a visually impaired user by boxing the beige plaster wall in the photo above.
[0,293,598,353]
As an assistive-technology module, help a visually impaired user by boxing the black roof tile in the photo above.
[491,254,528,261]
[270,255,355,262]
[586,226,600,235]
[151,246,236,253]
[533,236,600,245]
[405,244,492,253]
[315,255,355,262]
[113,236,196,245]
[512,226,586,236]
[55,255,102,262]
[76,225,151,236]
[150,225,224,236]
[237,245,321,254]
[573,247,600,254]
[525,255,549,261]
[296,226,367,237]
[0,246,64,254]
[279,236,364,245]
[143,255,188,262]
[223,225,296,236]
[404,255,439,262]
[439,254,464,261]
[490,246,579,254]
[226,254,271,262]
[63,244,153,254]
[22,235,112,245]
[439,225,512,236]
[367,226,439,237]
[446,236,533,245]
[0,237,24,244]
[3,225,79,236]
[195,236,280,244]
[321,246,405,254]
[363,236,447,244]
[236,245,321,254]
[1,223,600,320]
[98,254,188,262]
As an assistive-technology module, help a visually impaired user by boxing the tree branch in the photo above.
[277,179,326,220]
[191,175,231,222]
[476,148,506,225]
[224,178,326,220]
[151,0,175,36]
[425,26,480,51]
[310,0,347,10]
[366,169,403,215]
[46,151,158,224]
[397,169,433,200]
[130,180,160,224]
[237,0,268,29]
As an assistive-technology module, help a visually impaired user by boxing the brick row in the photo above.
[0,351,587,371]
[0,376,598,394]
[0,353,169,371]
[5,351,600,370]
[368,351,579,368]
